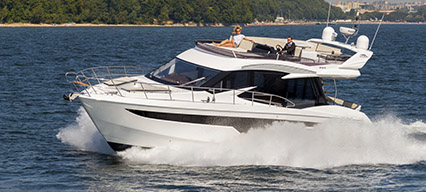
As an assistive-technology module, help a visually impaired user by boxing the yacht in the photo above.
[65,26,373,151]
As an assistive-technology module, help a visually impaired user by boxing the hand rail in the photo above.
[65,66,296,108]
[129,82,296,108]
[106,67,123,96]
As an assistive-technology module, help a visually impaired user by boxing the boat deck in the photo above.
[65,66,361,111]
[195,39,349,66]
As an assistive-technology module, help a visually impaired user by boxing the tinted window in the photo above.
[212,70,326,108]
[284,78,316,107]
[213,71,249,90]
[253,71,283,92]
[150,58,220,86]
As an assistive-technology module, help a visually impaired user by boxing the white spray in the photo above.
[58,107,426,168]
[56,107,115,154]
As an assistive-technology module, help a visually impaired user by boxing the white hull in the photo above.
[80,96,240,148]
[79,94,370,150]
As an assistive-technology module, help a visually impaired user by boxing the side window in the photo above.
[293,79,314,100]
[232,71,249,89]
[286,79,296,98]
[304,79,314,100]
[250,71,289,94]
[284,78,316,107]
[253,72,265,88]
[214,71,249,89]
[210,71,325,108]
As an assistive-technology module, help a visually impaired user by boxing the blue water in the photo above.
[0,25,425,191]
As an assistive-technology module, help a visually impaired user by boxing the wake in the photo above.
[57,107,426,168]
[56,107,115,154]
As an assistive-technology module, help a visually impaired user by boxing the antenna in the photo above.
[340,9,361,44]
[369,13,385,50]
[353,10,360,36]
[326,2,331,27]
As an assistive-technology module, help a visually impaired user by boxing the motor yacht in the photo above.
[65,26,374,151]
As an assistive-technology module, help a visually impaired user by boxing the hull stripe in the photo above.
[126,109,315,133]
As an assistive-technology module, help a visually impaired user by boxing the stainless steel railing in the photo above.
[66,66,296,108]
[66,66,153,96]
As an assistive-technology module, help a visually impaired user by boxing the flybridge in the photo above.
[193,37,372,79]
[189,18,380,80]
[196,26,372,63]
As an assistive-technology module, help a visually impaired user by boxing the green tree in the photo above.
[158,5,170,24]
[31,5,45,23]
[3,0,420,25]
[385,8,408,21]
[0,6,10,23]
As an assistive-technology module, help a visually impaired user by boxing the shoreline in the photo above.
[0,21,425,28]
[0,23,180,27]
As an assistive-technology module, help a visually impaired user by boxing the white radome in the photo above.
[322,27,337,41]
[356,35,369,50]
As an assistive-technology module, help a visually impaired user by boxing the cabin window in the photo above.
[217,71,249,90]
[253,71,284,93]
[283,78,316,107]
[150,58,220,86]
[212,70,326,108]
[213,71,284,90]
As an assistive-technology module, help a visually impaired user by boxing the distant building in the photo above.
[275,16,285,23]
[334,0,425,13]
[334,1,362,12]
[335,1,351,12]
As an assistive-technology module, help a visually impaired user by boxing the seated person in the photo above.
[281,36,296,56]
[213,25,254,48]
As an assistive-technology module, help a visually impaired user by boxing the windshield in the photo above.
[150,58,220,86]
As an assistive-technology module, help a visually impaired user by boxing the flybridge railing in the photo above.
[65,66,296,108]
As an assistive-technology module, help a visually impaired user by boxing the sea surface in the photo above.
[0,24,425,191]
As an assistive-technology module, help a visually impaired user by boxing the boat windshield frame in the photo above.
[148,58,221,86]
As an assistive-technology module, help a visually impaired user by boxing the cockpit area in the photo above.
[196,37,351,65]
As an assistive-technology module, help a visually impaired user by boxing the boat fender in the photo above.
[73,81,89,86]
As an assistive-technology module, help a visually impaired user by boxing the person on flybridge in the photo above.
[213,25,254,48]
[281,36,296,56]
